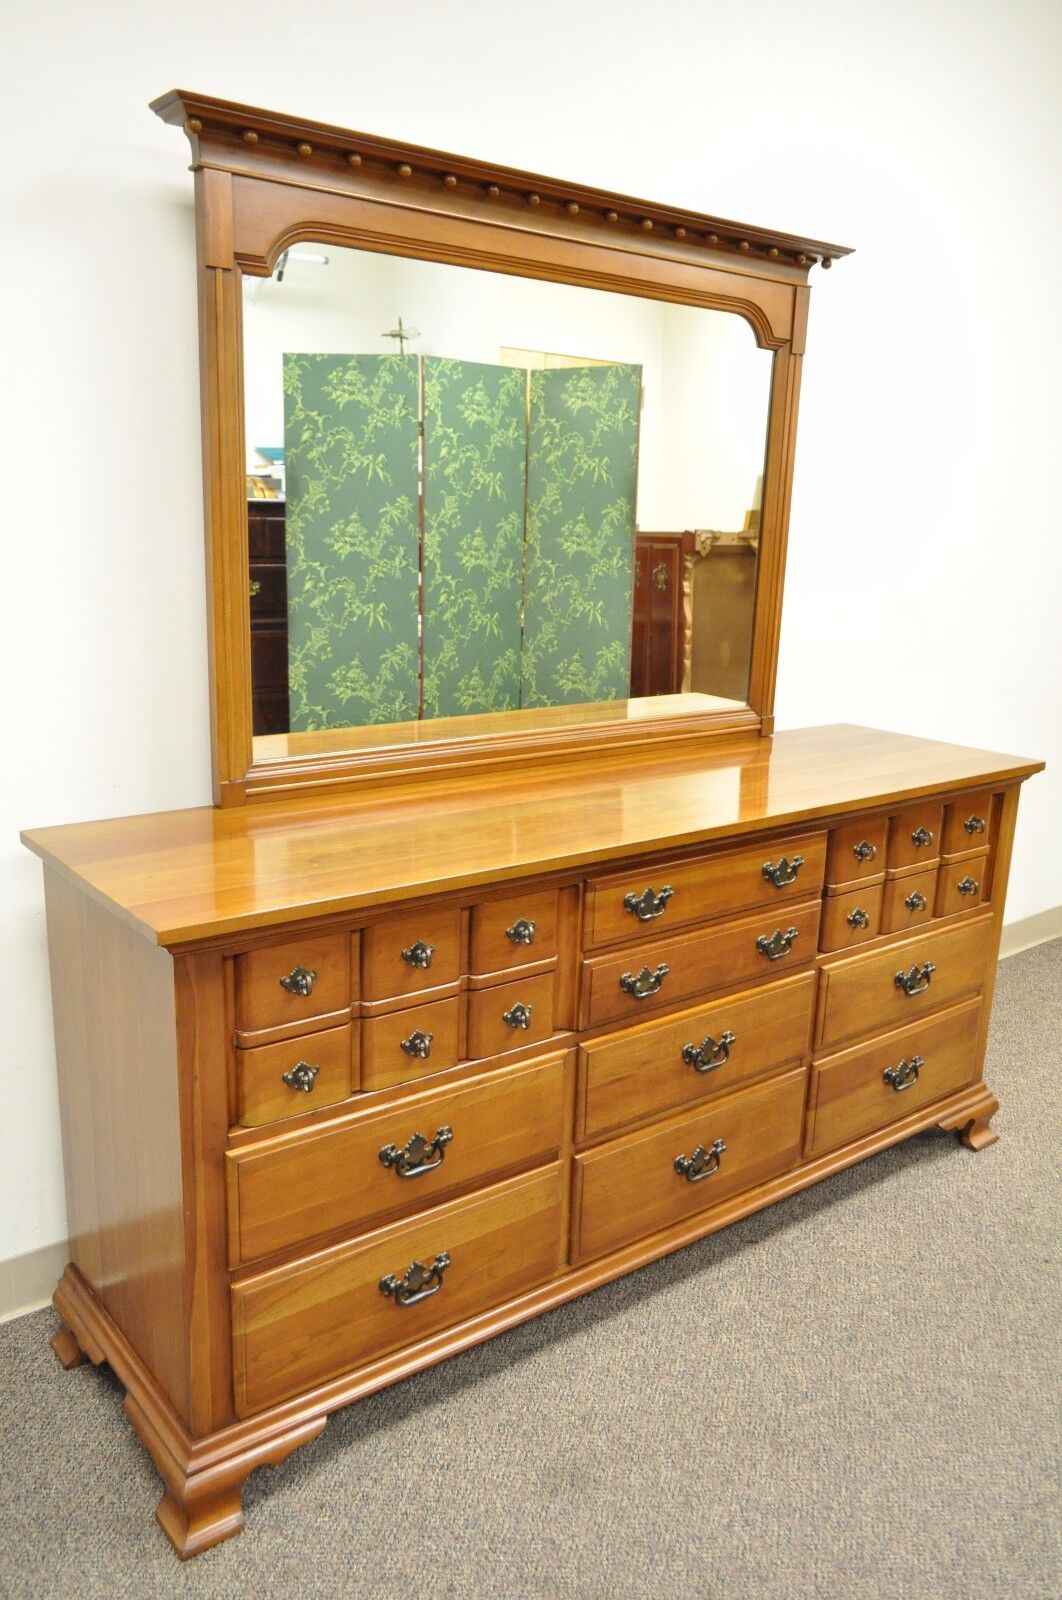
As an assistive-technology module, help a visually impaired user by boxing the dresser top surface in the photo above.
[21,724,1042,948]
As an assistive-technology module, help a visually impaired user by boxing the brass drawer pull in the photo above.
[883,1054,924,1092]
[957,875,980,896]
[505,917,537,945]
[623,885,674,922]
[279,964,318,997]
[401,939,435,969]
[248,578,262,598]
[895,961,935,996]
[281,1061,319,1093]
[905,890,927,912]
[379,1253,450,1307]
[652,561,669,592]
[682,1030,735,1073]
[853,840,877,862]
[756,927,798,961]
[911,826,934,848]
[964,814,986,835]
[762,854,804,889]
[379,1126,453,1178]
[674,1137,727,1183]
[620,963,670,1000]
[400,1029,434,1059]
[503,1002,533,1029]
[847,907,870,930]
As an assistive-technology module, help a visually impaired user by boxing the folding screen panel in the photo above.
[283,353,420,730]
[421,359,527,719]
[520,364,642,708]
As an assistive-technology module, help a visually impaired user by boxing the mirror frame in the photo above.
[153,90,850,805]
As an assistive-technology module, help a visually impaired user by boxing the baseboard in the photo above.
[0,1239,69,1324]
[998,908,1062,959]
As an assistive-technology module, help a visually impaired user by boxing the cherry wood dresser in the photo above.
[23,726,1041,1556]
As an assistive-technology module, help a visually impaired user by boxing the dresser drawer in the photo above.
[580,971,815,1142]
[584,833,826,948]
[824,816,888,887]
[227,1051,567,1266]
[361,995,461,1093]
[361,905,462,1003]
[580,900,821,1029]
[935,856,988,918]
[942,791,994,856]
[881,865,937,935]
[232,1164,564,1414]
[469,888,558,974]
[887,800,943,871]
[574,1065,806,1264]
[805,999,982,1158]
[816,913,993,1053]
[466,971,555,1059]
[819,880,885,953]
[235,930,353,1034]
[237,1023,356,1129]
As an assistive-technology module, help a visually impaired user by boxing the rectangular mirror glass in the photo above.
[242,242,773,752]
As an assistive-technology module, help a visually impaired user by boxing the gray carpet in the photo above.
[2,942,1060,1600]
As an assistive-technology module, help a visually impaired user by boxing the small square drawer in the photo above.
[881,866,937,935]
[466,971,555,1059]
[887,801,944,871]
[469,888,558,975]
[361,905,461,1003]
[237,1023,356,1129]
[235,930,353,1035]
[936,856,988,918]
[361,995,461,1093]
[819,880,884,953]
[942,791,994,856]
[824,817,888,887]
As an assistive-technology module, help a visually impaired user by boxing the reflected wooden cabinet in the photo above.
[631,533,691,698]
[247,500,287,735]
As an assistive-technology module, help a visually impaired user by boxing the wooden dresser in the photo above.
[23,726,1041,1556]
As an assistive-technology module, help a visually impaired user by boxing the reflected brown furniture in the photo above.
[631,533,692,697]
[688,531,759,704]
[247,500,287,735]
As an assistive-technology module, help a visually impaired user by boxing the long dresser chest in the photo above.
[23,724,1041,1557]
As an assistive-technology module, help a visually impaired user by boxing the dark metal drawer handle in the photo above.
[853,840,877,862]
[620,963,670,1000]
[847,907,870,930]
[883,1054,924,1092]
[503,1002,533,1029]
[905,890,927,912]
[379,1126,453,1178]
[505,918,536,945]
[895,961,935,996]
[281,1061,319,1093]
[379,1253,450,1307]
[682,1030,735,1073]
[762,854,804,889]
[674,1137,727,1183]
[401,940,435,969]
[279,964,318,997]
[911,826,934,848]
[623,885,674,922]
[957,875,980,896]
[652,561,669,592]
[400,1029,434,1059]
[756,927,798,961]
[964,815,986,835]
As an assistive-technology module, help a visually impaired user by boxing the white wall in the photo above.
[2,0,1059,1275]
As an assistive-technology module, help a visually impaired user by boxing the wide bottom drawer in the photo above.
[232,1164,563,1416]
[573,1065,806,1264]
[805,998,982,1159]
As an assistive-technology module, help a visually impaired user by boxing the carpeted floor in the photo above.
[2,941,1059,1600]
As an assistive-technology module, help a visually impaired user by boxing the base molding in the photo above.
[998,908,1062,959]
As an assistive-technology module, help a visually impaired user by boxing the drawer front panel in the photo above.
[233,1165,563,1415]
[466,971,556,1059]
[228,1052,567,1266]
[237,1024,356,1129]
[887,801,944,871]
[580,900,821,1029]
[469,888,558,975]
[881,866,937,935]
[235,931,352,1034]
[361,906,462,1003]
[574,1065,806,1264]
[361,996,461,1093]
[817,913,993,1053]
[825,816,888,887]
[806,999,982,1158]
[585,833,826,948]
[942,791,994,856]
[819,880,884,953]
[580,971,815,1141]
[935,856,988,918]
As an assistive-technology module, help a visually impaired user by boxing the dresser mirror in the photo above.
[243,239,773,741]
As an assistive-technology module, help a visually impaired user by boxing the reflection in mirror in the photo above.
[242,243,773,741]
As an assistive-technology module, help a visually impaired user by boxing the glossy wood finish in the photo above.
[361,906,462,1002]
[887,800,943,871]
[361,995,462,1093]
[824,814,888,886]
[818,878,884,952]
[881,864,938,934]
[465,971,556,1059]
[236,1023,355,1128]
[469,888,558,975]
[235,930,352,1032]
[936,854,989,918]
[942,790,994,855]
